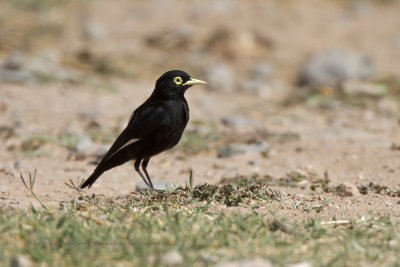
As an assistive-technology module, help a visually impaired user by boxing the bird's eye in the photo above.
[174,77,183,85]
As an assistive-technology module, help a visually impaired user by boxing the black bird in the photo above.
[80,70,207,189]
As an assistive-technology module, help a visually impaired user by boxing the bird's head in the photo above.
[153,70,207,98]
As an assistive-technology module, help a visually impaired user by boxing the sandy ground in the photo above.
[0,0,400,220]
[1,80,399,219]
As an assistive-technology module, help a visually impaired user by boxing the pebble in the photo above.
[160,249,183,266]
[0,186,9,192]
[218,142,270,158]
[75,135,94,156]
[136,181,177,192]
[204,63,234,92]
[14,160,23,170]
[220,116,258,127]
[10,199,20,204]
[288,262,312,267]
[238,80,263,92]
[147,26,193,49]
[217,258,273,267]
[0,50,80,84]
[336,182,361,197]
[82,19,105,40]
[3,51,24,70]
[377,97,399,114]
[0,51,32,83]
[298,48,375,88]
[95,144,111,159]
[10,254,32,267]
[251,62,274,81]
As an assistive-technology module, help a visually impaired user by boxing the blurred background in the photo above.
[0,0,399,89]
[1,0,400,203]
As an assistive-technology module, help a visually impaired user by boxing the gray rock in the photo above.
[350,2,372,16]
[75,135,94,156]
[13,160,23,170]
[10,254,32,267]
[288,262,312,267]
[0,185,10,192]
[238,80,262,92]
[160,249,183,266]
[251,62,274,81]
[78,109,99,121]
[204,63,234,92]
[0,51,32,83]
[299,48,375,88]
[136,181,177,192]
[221,116,258,127]
[217,258,273,267]
[0,50,80,84]
[147,26,194,49]
[3,51,24,70]
[10,199,20,204]
[95,144,111,159]
[336,182,361,197]
[378,97,400,114]
[82,19,105,40]
[28,50,79,82]
[218,142,270,158]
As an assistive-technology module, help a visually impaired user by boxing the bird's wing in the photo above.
[97,103,166,163]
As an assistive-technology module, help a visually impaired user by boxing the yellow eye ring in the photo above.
[174,76,183,85]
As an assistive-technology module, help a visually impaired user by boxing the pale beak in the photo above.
[183,78,207,86]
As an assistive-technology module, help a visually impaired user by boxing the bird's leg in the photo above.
[134,159,152,189]
[141,158,154,189]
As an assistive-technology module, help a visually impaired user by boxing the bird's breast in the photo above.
[153,101,188,149]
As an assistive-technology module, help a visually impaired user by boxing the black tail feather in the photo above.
[80,147,136,189]
[80,170,103,189]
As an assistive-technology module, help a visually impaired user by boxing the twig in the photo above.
[79,212,108,225]
[64,177,84,193]
[320,220,351,226]
[19,170,49,211]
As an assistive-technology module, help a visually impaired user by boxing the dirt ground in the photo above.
[0,0,400,220]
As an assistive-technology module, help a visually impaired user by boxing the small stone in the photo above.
[238,80,263,92]
[0,52,32,83]
[298,48,375,88]
[199,251,218,263]
[221,116,257,127]
[78,109,99,121]
[218,142,270,158]
[75,135,94,156]
[14,160,23,170]
[95,144,111,159]
[0,185,9,192]
[288,262,312,267]
[82,19,105,40]
[136,181,177,192]
[336,182,361,197]
[147,26,193,49]
[377,98,399,114]
[3,51,24,70]
[217,258,273,267]
[0,50,80,84]
[251,62,274,81]
[160,249,182,266]
[204,63,234,92]
[343,81,388,97]
[10,254,32,267]
[10,199,20,204]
